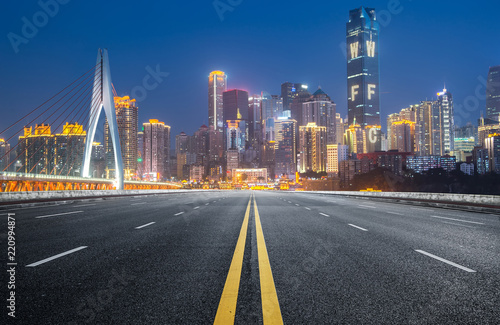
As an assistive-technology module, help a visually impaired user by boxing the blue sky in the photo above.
[1,0,499,141]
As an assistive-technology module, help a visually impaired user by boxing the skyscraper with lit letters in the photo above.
[346,7,381,151]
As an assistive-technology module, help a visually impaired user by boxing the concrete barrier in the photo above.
[298,191,500,210]
[0,189,210,204]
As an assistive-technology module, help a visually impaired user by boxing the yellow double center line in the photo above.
[214,193,283,325]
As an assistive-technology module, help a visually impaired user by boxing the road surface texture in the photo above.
[1,191,499,324]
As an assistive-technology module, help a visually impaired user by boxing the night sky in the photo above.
[1,1,499,142]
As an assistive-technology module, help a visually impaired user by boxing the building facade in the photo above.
[105,96,138,180]
[486,65,500,120]
[346,7,381,132]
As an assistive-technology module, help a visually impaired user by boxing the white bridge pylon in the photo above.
[82,49,124,190]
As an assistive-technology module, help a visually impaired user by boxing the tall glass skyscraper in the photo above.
[486,65,500,120]
[208,71,227,131]
[346,7,381,129]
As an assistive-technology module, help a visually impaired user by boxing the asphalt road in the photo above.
[1,191,499,324]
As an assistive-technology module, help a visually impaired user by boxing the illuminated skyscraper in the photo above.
[437,88,454,154]
[346,7,381,131]
[302,88,336,145]
[17,123,86,176]
[142,119,170,181]
[486,66,500,120]
[298,123,327,173]
[208,71,227,131]
[105,96,138,180]
[275,118,297,177]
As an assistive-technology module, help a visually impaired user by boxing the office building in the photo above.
[486,66,500,120]
[327,144,349,175]
[281,82,308,112]
[105,96,138,180]
[208,71,227,131]
[484,134,500,173]
[302,88,337,145]
[142,119,170,181]
[298,123,327,173]
[275,118,297,177]
[437,88,454,154]
[406,155,457,174]
[346,7,381,130]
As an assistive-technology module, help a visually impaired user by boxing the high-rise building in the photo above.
[248,94,263,153]
[472,146,489,175]
[142,119,170,181]
[17,123,86,176]
[193,124,210,170]
[223,89,249,122]
[208,71,227,131]
[54,122,87,176]
[344,121,364,154]
[478,116,500,147]
[392,120,415,153]
[302,88,337,145]
[437,88,454,154]
[176,132,190,180]
[261,93,283,142]
[298,123,327,173]
[346,7,381,130]
[486,66,500,120]
[275,118,297,177]
[327,144,349,175]
[281,82,308,112]
[90,141,105,178]
[0,138,11,172]
[336,114,345,145]
[484,134,500,173]
[105,96,138,180]
[137,130,144,178]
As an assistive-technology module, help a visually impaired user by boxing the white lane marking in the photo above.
[26,246,88,267]
[415,250,476,273]
[74,204,96,208]
[358,205,376,209]
[4,204,61,212]
[213,201,217,203]
[319,213,329,217]
[386,211,403,216]
[174,212,185,216]
[288,201,292,203]
[135,222,156,229]
[35,211,83,219]
[440,221,476,229]
[295,204,300,206]
[131,202,146,206]
[205,203,210,205]
[430,215,484,225]
[305,207,311,210]
[348,224,368,232]
[193,206,200,210]
[411,207,429,211]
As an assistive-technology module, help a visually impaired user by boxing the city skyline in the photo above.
[2,1,500,141]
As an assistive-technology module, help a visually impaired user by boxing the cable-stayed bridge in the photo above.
[0,49,180,192]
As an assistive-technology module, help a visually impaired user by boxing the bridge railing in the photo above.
[0,171,182,192]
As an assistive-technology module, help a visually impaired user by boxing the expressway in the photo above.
[1,191,499,324]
